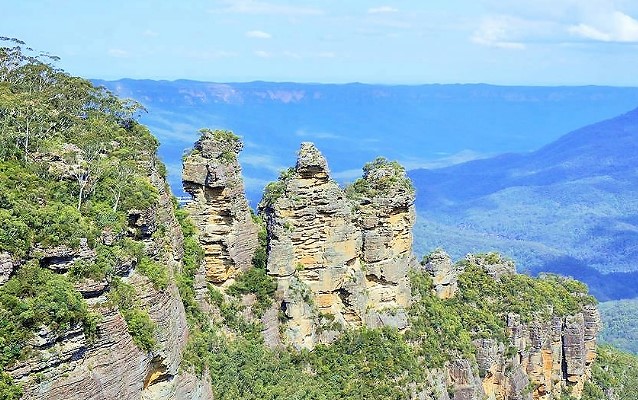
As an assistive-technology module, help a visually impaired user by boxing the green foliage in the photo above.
[0,38,165,390]
[346,157,414,199]
[309,327,422,399]
[69,239,143,282]
[226,216,275,317]
[174,205,207,327]
[0,371,22,400]
[227,267,277,318]
[135,256,169,290]
[0,263,95,369]
[260,167,295,208]
[406,270,474,366]
[598,299,638,354]
[406,254,597,368]
[108,279,157,352]
[582,345,638,400]
[456,261,595,327]
[120,308,157,352]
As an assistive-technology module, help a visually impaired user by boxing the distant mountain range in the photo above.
[410,108,638,300]
[94,79,638,203]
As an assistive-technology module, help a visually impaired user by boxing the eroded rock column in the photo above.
[182,129,258,284]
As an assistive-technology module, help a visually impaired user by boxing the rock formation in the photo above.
[0,252,14,285]
[6,155,210,400]
[182,129,258,284]
[259,143,415,348]
[355,157,416,328]
[423,254,603,400]
[422,249,458,299]
[2,134,603,400]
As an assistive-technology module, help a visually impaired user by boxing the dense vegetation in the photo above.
[598,299,638,354]
[582,345,638,400]
[345,157,414,200]
[0,38,166,396]
[175,250,599,399]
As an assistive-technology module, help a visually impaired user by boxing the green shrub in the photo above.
[260,168,295,207]
[135,256,169,290]
[0,371,22,400]
[120,308,156,352]
[108,278,157,352]
[0,210,31,256]
[174,205,206,326]
[0,263,95,369]
[227,267,276,318]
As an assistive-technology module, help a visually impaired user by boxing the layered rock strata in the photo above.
[182,129,258,284]
[424,256,602,400]
[8,155,209,400]
[259,143,415,348]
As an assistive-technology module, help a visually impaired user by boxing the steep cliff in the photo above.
[3,155,208,400]
[421,251,601,400]
[182,129,258,285]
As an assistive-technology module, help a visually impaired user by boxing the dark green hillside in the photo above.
[583,345,638,400]
[410,108,638,300]
[599,299,638,354]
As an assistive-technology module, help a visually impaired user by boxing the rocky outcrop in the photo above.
[182,129,258,284]
[465,253,515,280]
[33,239,96,272]
[0,251,14,285]
[422,249,458,299]
[10,157,208,400]
[356,157,416,328]
[468,293,602,400]
[419,254,602,400]
[260,143,415,348]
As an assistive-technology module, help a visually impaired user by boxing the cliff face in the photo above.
[425,251,602,400]
[182,129,258,285]
[259,143,415,348]
[4,158,211,400]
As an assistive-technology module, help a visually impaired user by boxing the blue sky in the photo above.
[4,0,638,85]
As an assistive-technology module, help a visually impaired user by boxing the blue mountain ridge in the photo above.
[92,79,638,203]
[409,108,638,300]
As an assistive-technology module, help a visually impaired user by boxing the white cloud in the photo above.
[245,30,272,39]
[211,0,323,16]
[240,154,286,173]
[108,48,130,58]
[143,29,159,37]
[254,50,272,58]
[368,6,398,14]
[471,16,527,49]
[568,24,611,41]
[568,11,638,42]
